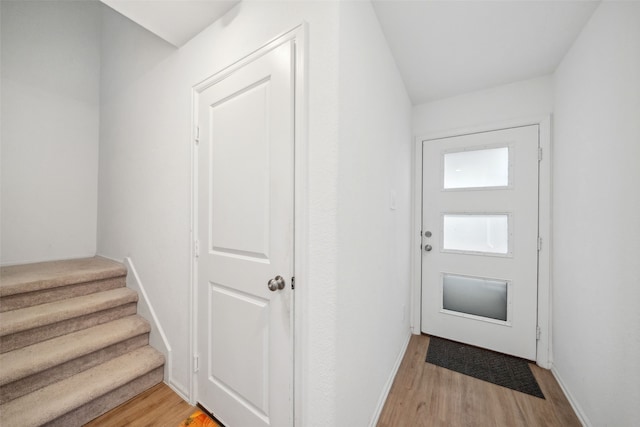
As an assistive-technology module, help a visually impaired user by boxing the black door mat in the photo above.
[426,336,545,399]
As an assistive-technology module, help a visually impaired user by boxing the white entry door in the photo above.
[421,125,539,360]
[196,41,294,427]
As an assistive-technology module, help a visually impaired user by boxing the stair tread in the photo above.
[0,315,150,386]
[0,287,138,337]
[0,257,126,297]
[0,346,164,426]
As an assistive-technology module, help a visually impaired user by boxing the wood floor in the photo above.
[377,334,581,427]
[84,383,195,427]
[83,335,580,427]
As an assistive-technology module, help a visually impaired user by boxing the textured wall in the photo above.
[98,2,341,424]
[413,75,554,136]
[1,1,100,265]
[335,2,413,425]
[552,2,640,425]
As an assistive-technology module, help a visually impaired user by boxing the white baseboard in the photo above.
[551,367,591,427]
[166,379,190,403]
[120,257,176,394]
[122,257,192,401]
[1,252,97,267]
[368,331,412,427]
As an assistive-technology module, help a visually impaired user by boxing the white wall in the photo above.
[413,75,554,136]
[552,2,640,425]
[335,2,412,425]
[411,78,554,345]
[98,2,341,424]
[1,1,100,265]
[99,3,413,424]
[413,5,640,424]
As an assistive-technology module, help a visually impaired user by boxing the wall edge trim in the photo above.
[550,367,591,427]
[368,331,412,427]
[1,253,98,267]
[120,256,175,392]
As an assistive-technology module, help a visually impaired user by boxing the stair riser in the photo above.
[45,366,164,427]
[0,303,137,354]
[0,257,127,297]
[0,258,165,426]
[0,277,126,313]
[0,333,149,404]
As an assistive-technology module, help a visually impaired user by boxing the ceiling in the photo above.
[372,0,600,104]
[100,0,600,105]
[100,0,240,47]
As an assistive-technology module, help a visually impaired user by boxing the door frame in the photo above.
[411,116,552,368]
[188,24,308,426]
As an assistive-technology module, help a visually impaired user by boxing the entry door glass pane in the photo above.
[443,274,508,321]
[443,214,509,254]
[444,147,509,189]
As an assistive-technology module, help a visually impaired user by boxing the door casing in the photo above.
[411,116,552,368]
[189,24,308,426]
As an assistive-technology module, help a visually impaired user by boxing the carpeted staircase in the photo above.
[0,257,165,426]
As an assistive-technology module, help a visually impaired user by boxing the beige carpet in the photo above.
[0,256,164,426]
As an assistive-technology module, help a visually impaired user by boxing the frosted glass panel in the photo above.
[444,147,509,189]
[443,214,509,254]
[443,274,507,321]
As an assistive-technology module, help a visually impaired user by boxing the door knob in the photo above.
[267,275,286,291]
[424,244,433,252]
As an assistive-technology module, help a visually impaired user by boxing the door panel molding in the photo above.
[422,125,539,359]
[411,116,552,368]
[189,24,308,426]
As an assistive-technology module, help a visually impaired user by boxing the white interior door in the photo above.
[196,41,294,427]
[421,125,539,360]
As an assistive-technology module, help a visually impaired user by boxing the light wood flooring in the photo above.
[83,335,580,427]
[84,383,195,427]
[377,334,581,427]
